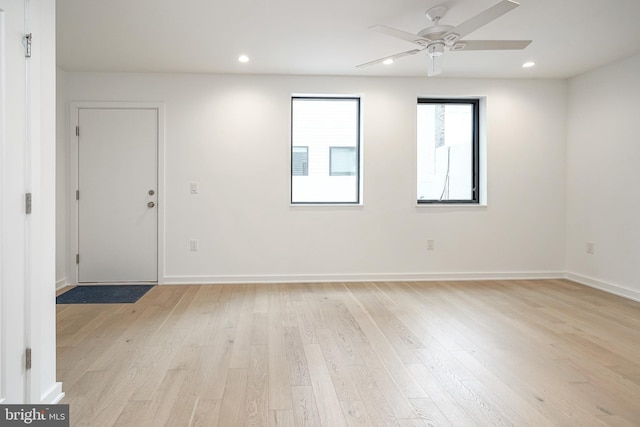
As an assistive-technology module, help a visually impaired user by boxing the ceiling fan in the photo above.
[357,0,531,76]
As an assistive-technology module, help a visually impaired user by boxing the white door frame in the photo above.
[1,0,28,402]
[1,0,61,404]
[69,102,165,285]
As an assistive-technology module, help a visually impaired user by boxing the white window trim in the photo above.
[289,94,364,206]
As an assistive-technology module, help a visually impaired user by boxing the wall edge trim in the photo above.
[565,272,640,303]
[56,279,69,291]
[162,271,565,285]
[40,383,64,404]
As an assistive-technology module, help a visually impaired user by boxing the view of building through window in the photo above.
[291,97,360,204]
[292,146,309,176]
[417,99,479,203]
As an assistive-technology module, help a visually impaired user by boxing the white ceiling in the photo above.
[56,0,640,79]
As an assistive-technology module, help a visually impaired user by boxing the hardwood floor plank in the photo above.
[571,380,640,422]
[304,343,348,427]
[217,368,249,427]
[355,343,418,419]
[142,368,188,426]
[595,414,640,427]
[397,420,427,427]
[345,291,427,399]
[269,409,296,427]
[339,400,373,427]
[246,345,269,427]
[315,327,363,402]
[111,400,152,427]
[252,312,269,345]
[165,394,199,427]
[190,399,221,427]
[268,291,293,410]
[414,343,516,427]
[291,385,323,427]
[452,349,556,426]
[408,398,452,427]
[407,363,487,426]
[284,326,311,386]
[295,299,318,344]
[229,286,256,369]
[348,364,403,427]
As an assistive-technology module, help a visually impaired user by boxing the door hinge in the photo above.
[26,348,32,370]
[76,254,80,264]
[24,33,32,58]
[25,193,32,214]
[76,190,80,201]
[76,126,79,137]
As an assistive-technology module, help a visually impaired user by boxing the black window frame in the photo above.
[417,98,480,204]
[290,96,361,205]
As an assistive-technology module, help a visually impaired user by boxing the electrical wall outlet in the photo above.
[586,241,595,254]
[190,182,199,195]
[427,239,435,251]
[190,239,198,252]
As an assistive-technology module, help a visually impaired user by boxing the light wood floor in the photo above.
[57,280,640,426]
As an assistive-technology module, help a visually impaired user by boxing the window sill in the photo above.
[290,203,363,208]
[415,203,487,209]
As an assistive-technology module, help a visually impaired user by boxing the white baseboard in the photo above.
[162,271,565,285]
[56,278,69,291]
[565,273,640,303]
[40,382,64,404]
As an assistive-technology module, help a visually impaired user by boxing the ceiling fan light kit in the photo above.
[358,0,532,76]
[427,42,445,58]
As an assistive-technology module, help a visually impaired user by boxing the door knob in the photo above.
[147,201,155,208]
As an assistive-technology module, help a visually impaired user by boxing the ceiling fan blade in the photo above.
[370,25,430,46]
[427,55,442,76]
[451,40,531,51]
[356,48,424,68]
[445,0,520,41]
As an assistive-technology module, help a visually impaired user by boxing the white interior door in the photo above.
[0,0,28,402]
[78,108,158,283]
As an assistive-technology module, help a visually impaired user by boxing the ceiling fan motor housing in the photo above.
[418,25,453,41]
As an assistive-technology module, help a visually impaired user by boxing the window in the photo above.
[329,147,357,176]
[292,146,308,176]
[417,98,479,204]
[291,97,361,204]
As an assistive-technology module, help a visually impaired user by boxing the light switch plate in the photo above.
[190,182,199,194]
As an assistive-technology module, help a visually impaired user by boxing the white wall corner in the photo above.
[55,279,69,291]
[565,272,640,303]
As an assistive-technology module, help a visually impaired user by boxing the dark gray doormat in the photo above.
[56,285,154,304]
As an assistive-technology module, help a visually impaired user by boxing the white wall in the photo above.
[566,52,640,301]
[56,67,68,289]
[57,73,567,284]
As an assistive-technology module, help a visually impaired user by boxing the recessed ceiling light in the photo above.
[382,58,394,65]
[238,55,250,63]
[522,61,535,68]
